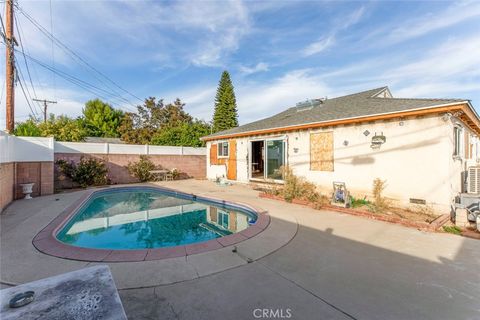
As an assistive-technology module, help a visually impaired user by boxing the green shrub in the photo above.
[127,155,156,182]
[442,225,462,235]
[56,157,108,188]
[351,196,371,208]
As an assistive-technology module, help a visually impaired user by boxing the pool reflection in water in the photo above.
[57,190,256,250]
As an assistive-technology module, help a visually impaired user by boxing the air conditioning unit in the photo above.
[467,166,480,194]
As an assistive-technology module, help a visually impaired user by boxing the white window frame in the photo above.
[453,125,463,159]
[217,141,229,158]
[248,136,287,183]
[217,210,229,229]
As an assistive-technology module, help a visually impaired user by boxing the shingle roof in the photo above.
[203,86,466,140]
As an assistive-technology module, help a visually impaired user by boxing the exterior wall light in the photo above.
[371,132,386,149]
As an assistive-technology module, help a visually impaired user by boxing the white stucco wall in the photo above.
[206,141,227,180]
[446,117,479,199]
[206,115,478,213]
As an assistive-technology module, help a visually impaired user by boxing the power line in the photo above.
[15,3,143,105]
[16,63,40,115]
[48,0,56,100]
[16,49,137,110]
[0,33,135,109]
[16,68,39,120]
[14,9,45,98]
[14,11,42,112]
[33,98,56,123]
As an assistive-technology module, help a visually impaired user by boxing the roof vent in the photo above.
[296,99,323,112]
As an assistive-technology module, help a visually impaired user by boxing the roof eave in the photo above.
[202,101,472,141]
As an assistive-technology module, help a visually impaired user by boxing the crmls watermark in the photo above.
[253,308,292,319]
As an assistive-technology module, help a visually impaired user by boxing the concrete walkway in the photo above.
[2,180,479,319]
[0,182,296,288]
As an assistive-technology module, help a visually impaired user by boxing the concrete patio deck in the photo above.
[1,180,479,319]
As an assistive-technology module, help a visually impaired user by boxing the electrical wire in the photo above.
[15,3,143,105]
[48,0,56,100]
[0,33,136,110]
[14,9,45,99]
[17,49,137,110]
[16,68,39,119]
[14,11,42,112]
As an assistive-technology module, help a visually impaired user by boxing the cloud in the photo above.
[236,69,333,122]
[178,1,252,67]
[239,62,270,75]
[160,69,334,124]
[301,6,364,57]
[341,6,366,29]
[302,36,335,57]
[0,85,86,129]
[381,1,480,44]
[15,0,251,68]
[385,35,480,99]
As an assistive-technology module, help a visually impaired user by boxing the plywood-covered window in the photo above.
[310,132,334,171]
[465,132,472,159]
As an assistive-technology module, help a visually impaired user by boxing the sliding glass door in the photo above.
[250,138,286,181]
[266,139,285,180]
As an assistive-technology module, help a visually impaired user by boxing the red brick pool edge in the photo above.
[32,186,270,262]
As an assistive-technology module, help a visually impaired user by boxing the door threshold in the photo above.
[249,179,284,184]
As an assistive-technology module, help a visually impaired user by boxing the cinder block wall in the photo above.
[15,162,54,199]
[0,161,54,211]
[0,162,15,212]
[54,153,206,189]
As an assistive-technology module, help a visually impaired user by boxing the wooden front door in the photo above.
[227,139,237,180]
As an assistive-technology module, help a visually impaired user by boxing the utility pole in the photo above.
[5,0,15,133]
[33,99,57,123]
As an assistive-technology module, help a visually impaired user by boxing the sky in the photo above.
[1,0,479,129]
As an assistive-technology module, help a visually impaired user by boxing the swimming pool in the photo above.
[56,187,258,250]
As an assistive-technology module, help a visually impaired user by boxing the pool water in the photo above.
[57,189,257,250]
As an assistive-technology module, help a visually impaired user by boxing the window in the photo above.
[217,210,229,229]
[453,126,463,157]
[217,141,229,158]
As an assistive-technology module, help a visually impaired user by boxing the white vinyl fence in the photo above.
[1,131,205,163]
[54,141,206,155]
[0,131,54,163]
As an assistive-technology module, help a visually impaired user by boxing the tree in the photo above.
[212,71,238,133]
[83,99,123,137]
[151,120,211,147]
[119,98,192,144]
[39,114,87,142]
[14,118,42,137]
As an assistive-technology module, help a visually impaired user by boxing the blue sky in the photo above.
[1,0,480,129]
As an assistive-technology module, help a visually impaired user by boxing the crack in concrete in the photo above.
[257,261,358,320]
[153,286,180,320]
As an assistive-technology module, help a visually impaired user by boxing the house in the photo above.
[201,87,480,213]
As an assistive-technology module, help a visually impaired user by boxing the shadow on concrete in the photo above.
[119,215,480,320]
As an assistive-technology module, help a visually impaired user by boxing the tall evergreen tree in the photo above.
[212,71,238,133]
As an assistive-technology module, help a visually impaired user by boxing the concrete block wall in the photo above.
[54,153,206,188]
[15,162,55,199]
[0,162,15,212]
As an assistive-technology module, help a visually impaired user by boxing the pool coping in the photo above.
[32,185,270,262]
